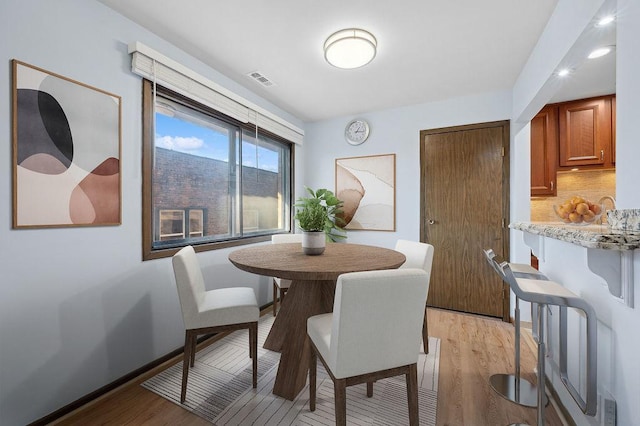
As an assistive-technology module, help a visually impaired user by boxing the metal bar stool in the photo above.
[483,249,549,408]
[499,260,598,426]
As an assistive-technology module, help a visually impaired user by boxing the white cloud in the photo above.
[156,135,204,151]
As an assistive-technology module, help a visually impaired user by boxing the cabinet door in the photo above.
[558,97,612,167]
[611,95,616,165]
[531,105,557,196]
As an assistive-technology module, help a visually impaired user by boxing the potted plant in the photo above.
[295,187,346,255]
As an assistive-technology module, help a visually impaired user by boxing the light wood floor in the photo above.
[51,308,565,426]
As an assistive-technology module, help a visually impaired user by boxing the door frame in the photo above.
[419,120,511,322]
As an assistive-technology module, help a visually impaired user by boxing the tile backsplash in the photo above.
[531,169,616,222]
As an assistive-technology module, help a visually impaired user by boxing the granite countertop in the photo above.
[510,221,640,251]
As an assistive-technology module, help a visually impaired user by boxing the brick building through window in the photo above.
[153,147,281,241]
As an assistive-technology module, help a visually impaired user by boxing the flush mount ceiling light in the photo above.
[588,46,614,59]
[557,68,571,77]
[324,28,377,69]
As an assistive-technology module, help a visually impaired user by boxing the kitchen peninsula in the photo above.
[512,210,640,306]
[510,221,640,251]
[511,210,640,425]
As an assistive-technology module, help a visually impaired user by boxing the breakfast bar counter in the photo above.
[509,222,640,251]
[511,210,640,308]
[510,211,640,424]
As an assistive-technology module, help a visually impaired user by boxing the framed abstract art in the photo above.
[335,153,396,231]
[12,60,121,228]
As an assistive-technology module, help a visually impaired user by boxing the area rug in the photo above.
[142,315,440,425]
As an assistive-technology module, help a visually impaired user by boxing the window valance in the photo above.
[128,42,304,145]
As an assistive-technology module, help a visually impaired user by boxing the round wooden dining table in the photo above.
[228,242,406,400]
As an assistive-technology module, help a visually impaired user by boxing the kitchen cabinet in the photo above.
[531,105,557,196]
[558,95,614,169]
[611,96,616,165]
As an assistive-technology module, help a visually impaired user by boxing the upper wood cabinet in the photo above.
[558,95,614,169]
[531,105,558,196]
[611,96,616,165]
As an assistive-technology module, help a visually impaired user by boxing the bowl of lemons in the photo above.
[553,196,603,225]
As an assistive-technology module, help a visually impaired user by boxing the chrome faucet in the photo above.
[598,196,616,224]
[598,195,616,209]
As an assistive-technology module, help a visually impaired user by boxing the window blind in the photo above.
[129,42,304,145]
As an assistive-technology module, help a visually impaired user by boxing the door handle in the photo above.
[428,219,435,225]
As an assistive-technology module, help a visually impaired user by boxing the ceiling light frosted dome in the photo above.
[324,28,377,69]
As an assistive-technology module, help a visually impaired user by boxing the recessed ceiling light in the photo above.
[588,46,613,59]
[596,15,615,27]
[557,68,571,77]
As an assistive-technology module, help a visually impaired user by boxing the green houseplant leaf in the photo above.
[295,186,346,241]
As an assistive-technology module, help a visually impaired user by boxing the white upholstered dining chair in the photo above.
[307,268,429,426]
[394,239,434,353]
[172,245,259,403]
[271,233,303,316]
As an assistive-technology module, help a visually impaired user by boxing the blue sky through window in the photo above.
[155,113,280,172]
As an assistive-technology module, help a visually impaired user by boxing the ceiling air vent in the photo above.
[247,71,275,87]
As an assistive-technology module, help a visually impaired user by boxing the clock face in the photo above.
[345,120,370,145]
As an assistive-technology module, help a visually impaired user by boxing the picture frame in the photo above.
[335,153,396,231]
[12,60,122,228]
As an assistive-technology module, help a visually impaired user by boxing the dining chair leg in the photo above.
[422,306,429,354]
[250,322,258,388]
[309,346,317,411]
[181,331,193,403]
[407,364,419,426]
[334,378,347,426]
[366,381,374,397]
[189,333,197,367]
[272,280,278,316]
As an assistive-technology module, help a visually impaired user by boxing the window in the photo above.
[142,81,293,259]
[188,209,204,238]
[157,208,204,241]
[158,209,185,241]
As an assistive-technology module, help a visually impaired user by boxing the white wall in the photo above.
[509,0,607,243]
[303,91,512,249]
[0,0,304,424]
[511,0,604,126]
[510,0,640,424]
[306,0,640,423]
[616,0,640,208]
[605,0,640,425]
[2,0,638,424]
[509,124,533,319]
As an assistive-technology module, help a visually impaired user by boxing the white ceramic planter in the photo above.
[302,231,325,255]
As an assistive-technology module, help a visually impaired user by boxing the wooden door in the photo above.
[420,121,509,320]
[530,105,558,196]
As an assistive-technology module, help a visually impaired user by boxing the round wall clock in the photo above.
[344,119,370,145]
